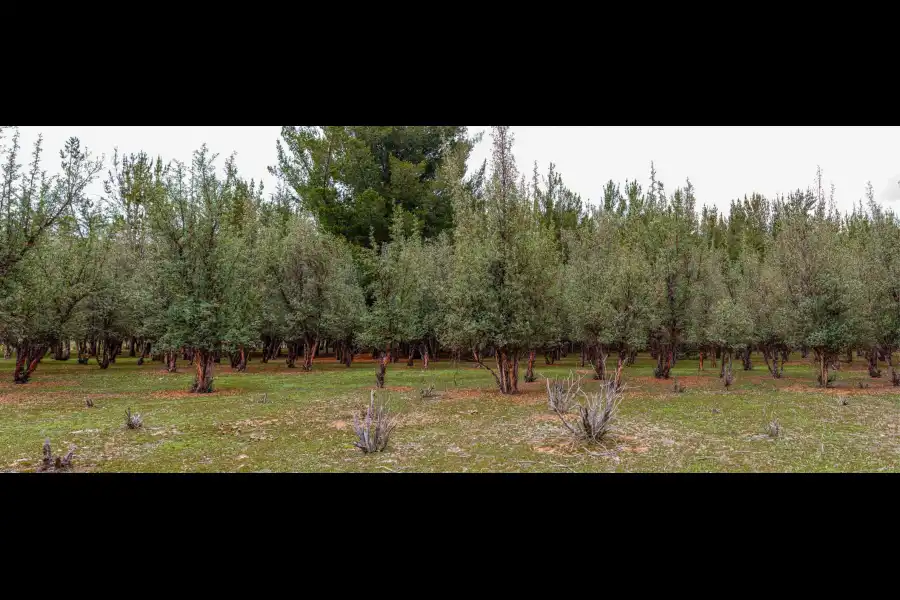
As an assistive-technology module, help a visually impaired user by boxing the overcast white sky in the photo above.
[11,126,900,212]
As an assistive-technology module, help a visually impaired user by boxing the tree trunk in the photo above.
[233,345,247,372]
[655,346,672,379]
[96,337,119,370]
[815,349,832,388]
[889,350,900,386]
[189,349,215,393]
[286,341,299,368]
[166,351,178,373]
[13,342,46,384]
[375,351,387,388]
[129,336,136,357]
[742,347,753,371]
[867,347,881,378]
[406,343,415,367]
[511,352,519,393]
[420,342,430,370]
[579,345,585,367]
[591,343,608,380]
[524,349,536,382]
[3,344,11,360]
[302,338,318,371]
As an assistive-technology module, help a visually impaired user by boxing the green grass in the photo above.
[1,352,897,472]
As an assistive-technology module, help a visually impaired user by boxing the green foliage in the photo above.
[274,126,473,246]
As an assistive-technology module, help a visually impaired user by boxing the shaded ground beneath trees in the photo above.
[0,352,897,472]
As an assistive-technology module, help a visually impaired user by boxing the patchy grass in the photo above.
[0,352,897,472]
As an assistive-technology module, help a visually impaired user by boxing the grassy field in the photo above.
[1,352,898,472]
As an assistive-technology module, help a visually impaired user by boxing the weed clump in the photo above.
[554,380,623,443]
[353,391,396,453]
[37,439,75,472]
[125,407,143,429]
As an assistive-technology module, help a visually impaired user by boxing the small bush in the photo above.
[353,391,397,454]
[554,380,623,443]
[545,371,581,414]
[125,407,143,429]
[672,378,686,393]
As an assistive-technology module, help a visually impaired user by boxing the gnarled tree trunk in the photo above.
[190,349,214,393]
[867,347,881,378]
[302,337,318,371]
[761,343,785,379]
[590,343,608,380]
[14,342,47,384]
[286,341,300,368]
[742,347,753,371]
[815,348,833,388]
[165,351,178,373]
[655,345,672,379]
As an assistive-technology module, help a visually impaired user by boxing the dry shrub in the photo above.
[554,380,623,443]
[125,407,143,429]
[765,418,781,438]
[37,439,75,472]
[419,375,438,399]
[545,371,582,414]
[353,390,397,453]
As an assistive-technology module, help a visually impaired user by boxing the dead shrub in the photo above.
[545,371,581,414]
[37,439,75,472]
[554,380,623,443]
[352,390,397,454]
[125,407,143,429]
